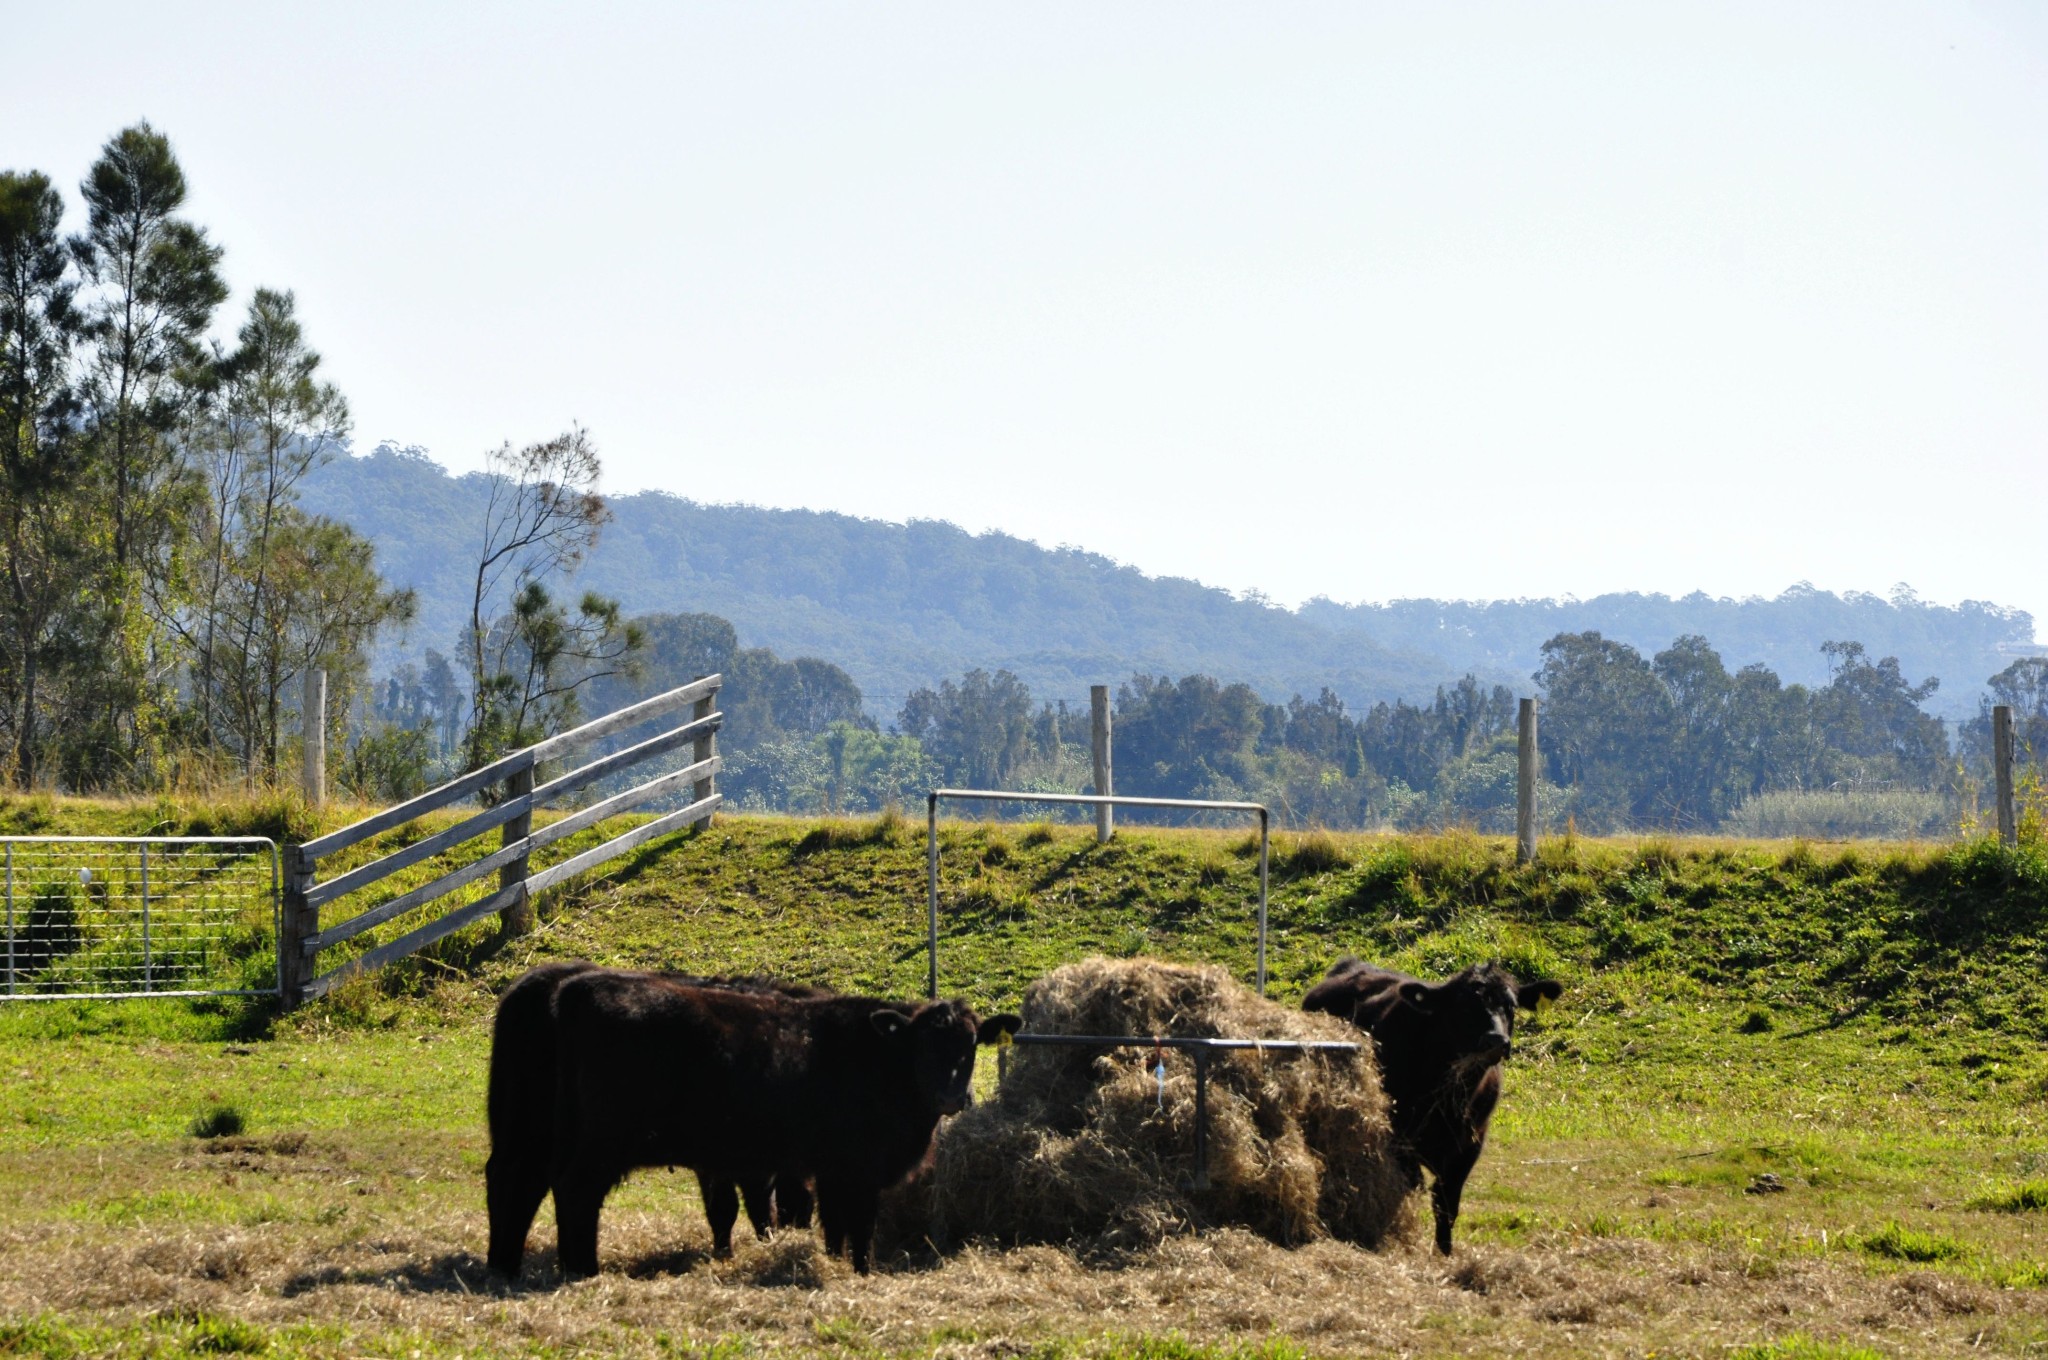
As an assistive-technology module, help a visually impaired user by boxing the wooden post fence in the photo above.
[691,681,717,830]
[1994,704,2017,848]
[277,675,723,1008]
[1516,697,1538,864]
[301,668,326,809]
[1091,685,1114,844]
[499,764,535,934]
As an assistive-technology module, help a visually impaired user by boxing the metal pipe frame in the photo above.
[925,789,1271,999]
[0,836,280,1002]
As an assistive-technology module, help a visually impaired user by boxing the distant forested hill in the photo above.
[1300,590,2034,721]
[304,446,2037,721]
[299,446,1460,713]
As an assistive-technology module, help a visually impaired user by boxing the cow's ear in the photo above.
[1398,980,1434,1011]
[1518,979,1564,1011]
[977,1013,1022,1045]
[869,1009,913,1036]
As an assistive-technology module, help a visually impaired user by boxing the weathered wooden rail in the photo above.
[279,675,722,1006]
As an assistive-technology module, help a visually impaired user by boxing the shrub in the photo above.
[188,1105,246,1139]
[1857,1220,1964,1262]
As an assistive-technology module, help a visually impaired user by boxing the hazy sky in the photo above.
[8,3,2045,628]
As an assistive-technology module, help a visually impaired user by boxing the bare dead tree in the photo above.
[461,427,612,768]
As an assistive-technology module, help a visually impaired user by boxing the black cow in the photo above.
[1302,957,1562,1254]
[499,965,1018,1277]
[485,963,814,1276]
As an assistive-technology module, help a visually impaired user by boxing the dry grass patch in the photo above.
[0,1213,2036,1358]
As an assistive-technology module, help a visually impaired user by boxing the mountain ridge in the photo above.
[302,445,2038,722]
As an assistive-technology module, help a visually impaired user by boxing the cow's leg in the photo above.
[1433,1155,1482,1261]
[737,1174,775,1240]
[701,1172,741,1257]
[842,1185,882,1275]
[815,1178,846,1258]
[485,1149,551,1279]
[1427,1072,1504,1254]
[552,1161,616,1278]
[775,1172,815,1230]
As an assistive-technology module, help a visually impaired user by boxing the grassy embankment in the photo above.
[1,794,2046,1359]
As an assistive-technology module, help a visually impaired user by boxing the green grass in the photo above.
[1729,1338,1886,1360]
[5,798,2048,1356]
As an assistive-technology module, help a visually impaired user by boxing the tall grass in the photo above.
[1721,789,1953,841]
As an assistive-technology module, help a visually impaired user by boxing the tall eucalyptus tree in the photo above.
[0,170,84,782]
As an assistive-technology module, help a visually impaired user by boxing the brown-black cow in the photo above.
[485,963,814,1276]
[505,966,1017,1277]
[1302,956,1562,1254]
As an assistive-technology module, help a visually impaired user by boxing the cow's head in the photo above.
[872,1002,1023,1116]
[1390,964,1563,1070]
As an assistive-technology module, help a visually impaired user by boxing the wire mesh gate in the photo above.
[0,837,281,1000]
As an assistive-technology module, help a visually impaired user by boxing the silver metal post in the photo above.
[270,843,283,999]
[5,844,13,996]
[927,793,940,1000]
[140,844,151,992]
[1256,810,1269,996]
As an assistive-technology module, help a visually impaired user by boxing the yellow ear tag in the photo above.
[997,1028,1014,1049]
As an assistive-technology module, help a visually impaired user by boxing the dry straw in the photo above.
[884,957,1413,1256]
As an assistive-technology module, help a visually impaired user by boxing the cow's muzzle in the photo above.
[1459,1039,1511,1071]
[940,1091,972,1116]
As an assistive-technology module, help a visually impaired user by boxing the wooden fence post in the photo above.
[278,846,316,1010]
[1516,697,1538,864]
[1994,704,2017,848]
[1091,684,1113,844]
[499,761,535,934]
[301,668,326,808]
[691,679,717,830]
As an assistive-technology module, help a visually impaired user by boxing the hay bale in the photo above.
[889,957,1412,1256]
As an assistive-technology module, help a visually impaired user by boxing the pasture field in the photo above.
[2,797,2047,1358]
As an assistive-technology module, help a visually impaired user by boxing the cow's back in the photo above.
[552,971,810,1174]
[551,979,940,1188]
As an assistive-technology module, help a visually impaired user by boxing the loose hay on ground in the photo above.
[891,957,1413,1254]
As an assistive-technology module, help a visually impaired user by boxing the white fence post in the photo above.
[301,668,326,808]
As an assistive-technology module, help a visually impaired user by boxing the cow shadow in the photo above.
[622,1244,718,1280]
[281,1249,512,1298]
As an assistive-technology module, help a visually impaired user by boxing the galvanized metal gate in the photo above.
[0,837,281,1001]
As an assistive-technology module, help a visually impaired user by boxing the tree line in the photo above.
[338,560,2043,835]
[2,123,648,796]
[1,123,417,787]
[580,630,2038,835]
